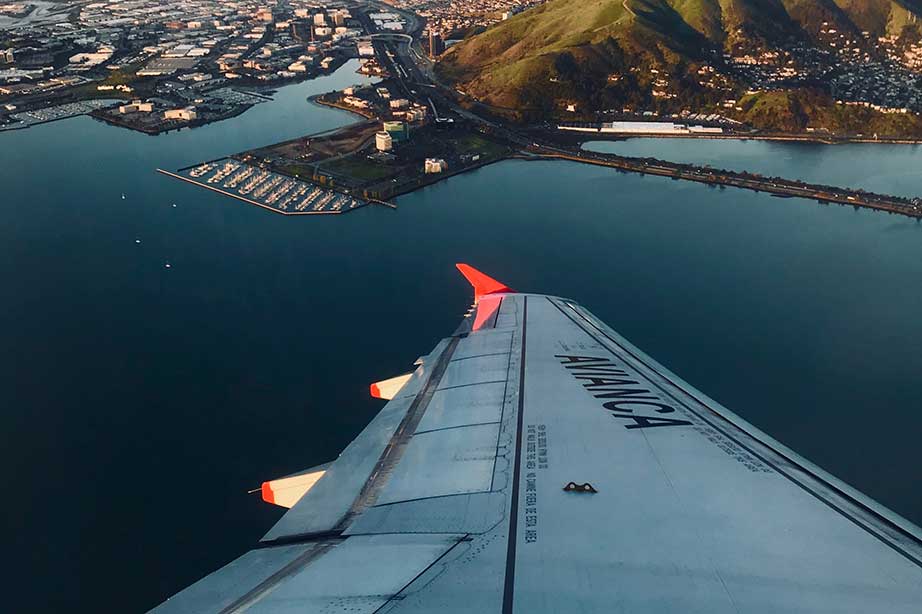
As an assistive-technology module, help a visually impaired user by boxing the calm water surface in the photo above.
[3,67,922,612]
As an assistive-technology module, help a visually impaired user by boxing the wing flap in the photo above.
[151,535,463,614]
[261,338,454,542]
[438,352,509,389]
[415,381,505,433]
[345,491,507,535]
[150,543,332,614]
[374,422,501,505]
[245,535,462,613]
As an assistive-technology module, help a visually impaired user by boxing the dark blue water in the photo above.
[3,68,922,612]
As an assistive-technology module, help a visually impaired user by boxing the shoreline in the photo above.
[162,142,921,221]
[310,95,378,120]
[155,90,922,220]
[523,150,921,219]
[0,99,123,132]
[162,131,922,219]
[1,65,356,136]
[93,104,253,136]
[553,129,922,146]
[387,155,511,201]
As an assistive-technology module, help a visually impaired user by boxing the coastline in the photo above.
[311,94,378,120]
[1,62,357,136]
[92,103,254,136]
[386,154,511,200]
[522,149,921,219]
[551,129,922,146]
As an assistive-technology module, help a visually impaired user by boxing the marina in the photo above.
[0,99,120,131]
[159,159,375,215]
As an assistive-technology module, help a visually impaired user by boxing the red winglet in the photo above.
[456,263,513,302]
[369,382,382,399]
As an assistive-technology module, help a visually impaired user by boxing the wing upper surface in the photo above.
[152,285,922,613]
[503,295,922,614]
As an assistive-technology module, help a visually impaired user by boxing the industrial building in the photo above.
[68,46,115,71]
[428,31,444,58]
[383,120,408,142]
[600,121,723,134]
[119,100,153,114]
[164,107,197,121]
[558,122,724,135]
[424,158,447,173]
[375,131,393,152]
[599,122,723,134]
[404,107,426,122]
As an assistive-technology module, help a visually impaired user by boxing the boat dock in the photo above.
[158,159,379,216]
[0,98,121,131]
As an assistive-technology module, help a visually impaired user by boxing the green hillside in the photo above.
[832,0,922,35]
[436,0,922,129]
[438,0,713,111]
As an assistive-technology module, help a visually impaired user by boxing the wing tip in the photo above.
[455,263,513,301]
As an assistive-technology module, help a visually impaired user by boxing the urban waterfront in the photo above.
[3,63,922,612]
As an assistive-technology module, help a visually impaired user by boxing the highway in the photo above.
[527,150,922,218]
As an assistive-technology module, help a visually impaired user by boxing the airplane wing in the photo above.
[152,264,922,613]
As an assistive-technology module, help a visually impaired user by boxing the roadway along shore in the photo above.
[521,148,922,218]
[549,128,922,146]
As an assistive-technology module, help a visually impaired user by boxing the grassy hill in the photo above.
[438,0,705,108]
[436,0,922,130]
